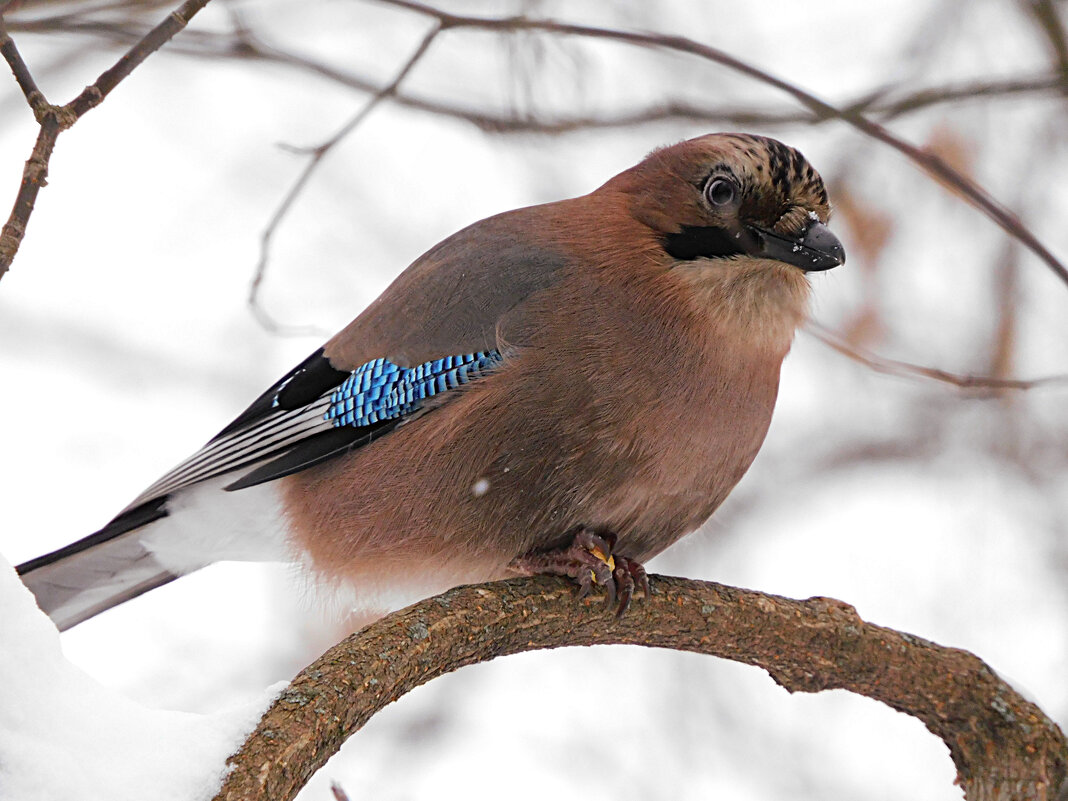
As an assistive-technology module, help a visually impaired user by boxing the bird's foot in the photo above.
[610,553,650,616]
[510,529,650,616]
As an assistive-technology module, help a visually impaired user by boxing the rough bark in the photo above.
[214,575,1068,801]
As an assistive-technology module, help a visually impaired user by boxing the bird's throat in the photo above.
[677,258,811,352]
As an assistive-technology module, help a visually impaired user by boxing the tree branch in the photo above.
[8,1,1067,300]
[0,0,215,281]
[6,14,1060,129]
[375,0,1068,291]
[806,320,1068,393]
[215,575,1068,801]
[1025,0,1068,91]
[0,15,47,118]
[247,20,441,334]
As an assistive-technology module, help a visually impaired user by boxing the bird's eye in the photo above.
[704,177,738,207]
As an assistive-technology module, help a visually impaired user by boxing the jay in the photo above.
[17,133,844,630]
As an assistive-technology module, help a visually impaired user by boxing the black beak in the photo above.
[747,221,845,272]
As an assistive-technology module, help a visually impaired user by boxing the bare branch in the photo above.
[7,13,1061,129]
[291,75,1060,135]
[375,0,1068,291]
[807,320,1068,392]
[0,15,47,118]
[873,74,1062,119]
[1025,0,1068,89]
[66,0,214,118]
[248,21,441,334]
[215,575,1068,801]
[6,0,1065,294]
[0,0,215,281]
[0,119,59,278]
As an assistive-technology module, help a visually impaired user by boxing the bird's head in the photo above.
[613,132,845,273]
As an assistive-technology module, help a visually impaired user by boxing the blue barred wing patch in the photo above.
[124,348,505,504]
[325,350,502,429]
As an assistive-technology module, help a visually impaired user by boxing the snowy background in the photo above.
[1,1,1067,799]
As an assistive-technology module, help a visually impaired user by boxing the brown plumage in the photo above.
[287,132,841,607]
[18,133,843,628]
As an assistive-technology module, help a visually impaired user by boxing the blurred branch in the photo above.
[376,0,1068,291]
[872,74,1062,118]
[247,20,442,335]
[0,0,215,281]
[11,1,1067,309]
[990,236,1022,384]
[2,0,173,14]
[215,575,1068,801]
[1025,0,1068,90]
[6,13,1061,128]
[808,320,1068,392]
[247,66,1059,134]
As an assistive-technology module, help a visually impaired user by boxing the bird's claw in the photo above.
[610,556,650,616]
[510,528,650,616]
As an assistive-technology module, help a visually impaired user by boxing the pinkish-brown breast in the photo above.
[282,190,804,592]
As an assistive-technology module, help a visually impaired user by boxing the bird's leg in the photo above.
[509,528,650,615]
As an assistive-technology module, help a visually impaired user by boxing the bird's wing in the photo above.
[122,347,348,508]
[123,205,574,510]
[319,203,575,368]
[221,350,503,491]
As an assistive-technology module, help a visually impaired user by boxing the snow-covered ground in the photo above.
[0,553,281,801]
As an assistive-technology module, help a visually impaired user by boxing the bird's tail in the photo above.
[16,498,179,631]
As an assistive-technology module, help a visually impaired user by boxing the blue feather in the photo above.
[324,350,502,429]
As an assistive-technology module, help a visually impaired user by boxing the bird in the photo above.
[17,133,844,631]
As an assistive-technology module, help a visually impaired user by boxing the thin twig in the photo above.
[1026,0,1068,89]
[66,0,214,118]
[191,23,1068,132]
[248,22,441,334]
[7,14,1061,130]
[873,74,1061,118]
[0,119,60,279]
[0,15,48,118]
[0,0,215,281]
[263,76,1059,136]
[377,0,1068,291]
[807,320,1068,392]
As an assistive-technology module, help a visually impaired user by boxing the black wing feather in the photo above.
[214,347,348,440]
[224,419,399,491]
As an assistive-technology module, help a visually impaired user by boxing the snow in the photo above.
[0,554,283,801]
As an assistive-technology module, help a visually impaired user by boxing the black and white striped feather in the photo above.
[18,346,503,630]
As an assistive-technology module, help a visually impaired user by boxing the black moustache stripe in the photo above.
[662,225,748,261]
